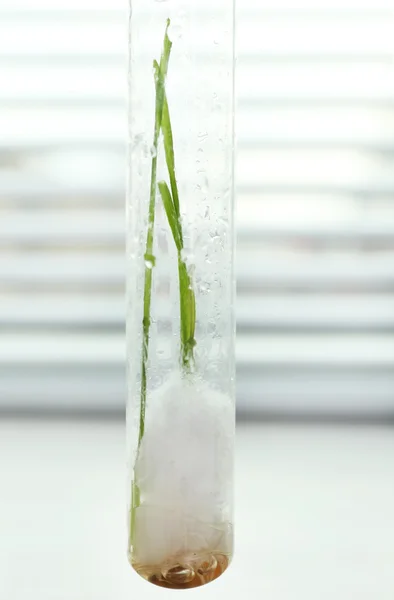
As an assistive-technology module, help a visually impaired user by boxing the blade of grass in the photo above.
[162,95,180,222]
[158,180,196,370]
[130,19,172,550]
[138,19,172,449]
[158,181,182,251]
[158,57,197,369]
[131,18,198,549]
[177,258,196,368]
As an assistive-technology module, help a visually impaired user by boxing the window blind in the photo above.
[1,0,394,417]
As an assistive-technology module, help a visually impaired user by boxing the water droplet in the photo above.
[196,147,204,164]
[200,283,211,294]
[218,216,229,229]
[150,145,157,158]
[132,133,143,147]
[180,248,194,266]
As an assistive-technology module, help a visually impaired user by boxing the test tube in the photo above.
[127,1,235,588]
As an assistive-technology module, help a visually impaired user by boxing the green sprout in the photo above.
[130,18,197,549]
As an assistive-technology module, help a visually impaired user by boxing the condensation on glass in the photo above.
[126,0,235,589]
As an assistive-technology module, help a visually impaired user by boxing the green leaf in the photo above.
[153,19,172,141]
[178,260,189,343]
[177,258,196,365]
[160,19,172,78]
[138,19,173,450]
[155,23,197,370]
[162,95,181,222]
[158,181,182,252]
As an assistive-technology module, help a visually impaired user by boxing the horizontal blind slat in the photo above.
[1,252,394,287]
[1,332,394,366]
[2,368,393,414]
[2,106,394,147]
[2,294,394,330]
[2,211,394,246]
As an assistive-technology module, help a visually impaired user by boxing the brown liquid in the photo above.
[132,552,230,589]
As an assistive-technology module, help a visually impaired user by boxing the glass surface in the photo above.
[126,0,235,588]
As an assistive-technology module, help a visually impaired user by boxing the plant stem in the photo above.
[130,21,172,550]
[130,19,196,549]
[138,20,172,448]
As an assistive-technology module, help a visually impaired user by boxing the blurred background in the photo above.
[1,0,394,598]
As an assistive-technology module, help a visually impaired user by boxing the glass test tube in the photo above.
[127,0,235,588]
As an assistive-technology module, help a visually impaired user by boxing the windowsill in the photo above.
[1,419,394,599]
